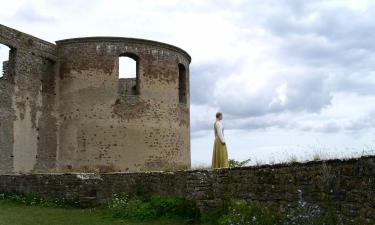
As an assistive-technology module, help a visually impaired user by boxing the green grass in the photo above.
[0,192,340,225]
[0,199,196,225]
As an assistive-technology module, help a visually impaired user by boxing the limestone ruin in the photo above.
[0,24,191,174]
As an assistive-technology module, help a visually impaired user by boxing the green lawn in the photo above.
[0,200,194,225]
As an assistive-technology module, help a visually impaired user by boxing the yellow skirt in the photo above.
[212,138,229,168]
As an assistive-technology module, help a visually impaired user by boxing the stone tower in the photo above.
[0,24,191,174]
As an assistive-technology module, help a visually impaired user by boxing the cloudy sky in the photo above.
[1,0,375,166]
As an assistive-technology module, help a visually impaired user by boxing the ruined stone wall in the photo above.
[0,24,58,174]
[0,156,374,224]
[56,37,191,172]
[0,24,191,174]
[0,25,191,173]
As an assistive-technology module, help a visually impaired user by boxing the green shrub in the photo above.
[106,194,200,222]
[106,193,129,209]
[284,201,340,225]
[0,192,80,208]
[150,196,200,220]
[217,200,283,225]
[229,158,251,168]
[203,199,340,225]
[200,208,226,225]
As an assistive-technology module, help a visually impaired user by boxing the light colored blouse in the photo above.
[215,120,225,143]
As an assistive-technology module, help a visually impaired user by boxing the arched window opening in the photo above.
[119,56,136,78]
[118,53,139,95]
[178,64,187,104]
[0,44,10,79]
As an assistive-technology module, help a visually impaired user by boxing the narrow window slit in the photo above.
[178,64,187,104]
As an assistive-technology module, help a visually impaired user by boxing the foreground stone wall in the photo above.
[0,156,374,224]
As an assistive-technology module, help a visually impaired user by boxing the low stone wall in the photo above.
[0,156,374,224]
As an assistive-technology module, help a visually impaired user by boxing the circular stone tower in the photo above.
[56,37,190,172]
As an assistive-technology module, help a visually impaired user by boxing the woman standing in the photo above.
[212,112,229,168]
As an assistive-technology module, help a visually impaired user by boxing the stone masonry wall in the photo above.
[0,156,374,224]
[0,24,191,174]
[0,24,58,174]
[56,37,191,172]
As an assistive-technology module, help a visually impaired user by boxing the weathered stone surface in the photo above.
[0,24,191,173]
[0,156,374,224]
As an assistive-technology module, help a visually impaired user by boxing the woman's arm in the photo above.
[215,121,225,144]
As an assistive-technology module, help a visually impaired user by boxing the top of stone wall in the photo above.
[210,155,375,170]
[3,155,373,176]
[56,37,191,63]
[0,24,57,60]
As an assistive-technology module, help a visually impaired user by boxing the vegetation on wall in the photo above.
[0,192,79,208]
[228,158,251,168]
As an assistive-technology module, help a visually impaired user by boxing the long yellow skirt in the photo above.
[212,137,229,168]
